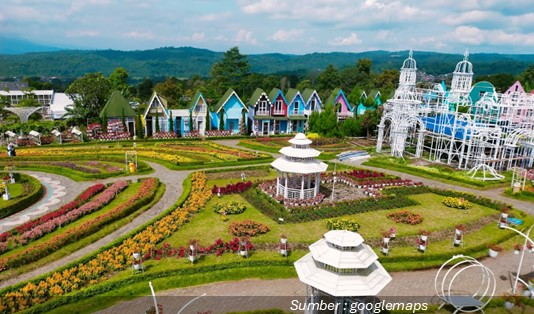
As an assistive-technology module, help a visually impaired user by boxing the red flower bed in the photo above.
[145,238,254,260]
[387,210,423,225]
[228,220,270,237]
[212,181,252,195]
[12,183,106,236]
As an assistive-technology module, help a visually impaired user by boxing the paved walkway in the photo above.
[0,162,190,289]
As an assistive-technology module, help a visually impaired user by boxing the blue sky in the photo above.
[1,0,534,54]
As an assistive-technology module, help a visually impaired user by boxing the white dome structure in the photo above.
[294,230,392,312]
[450,50,474,98]
[398,50,417,90]
[271,133,328,199]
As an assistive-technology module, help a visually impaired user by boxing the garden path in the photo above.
[0,172,90,233]
[0,161,190,289]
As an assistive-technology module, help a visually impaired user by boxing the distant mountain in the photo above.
[0,46,533,80]
[0,37,63,54]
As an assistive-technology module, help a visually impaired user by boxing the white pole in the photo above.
[501,225,534,294]
[149,281,159,314]
[331,163,337,201]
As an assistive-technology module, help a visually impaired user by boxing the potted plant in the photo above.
[389,227,396,238]
[488,243,503,257]
[280,235,288,244]
[527,242,534,253]
[513,243,523,255]
[455,224,466,235]
[381,230,392,243]
[419,230,431,242]
[239,236,249,257]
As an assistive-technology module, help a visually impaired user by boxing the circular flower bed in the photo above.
[228,219,270,237]
[213,201,247,215]
[387,210,423,225]
[326,217,360,232]
[442,197,471,209]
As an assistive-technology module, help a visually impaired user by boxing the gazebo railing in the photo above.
[278,184,316,199]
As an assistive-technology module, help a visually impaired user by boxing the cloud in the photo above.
[198,12,231,22]
[448,26,534,47]
[190,32,206,42]
[441,10,501,26]
[329,33,362,46]
[235,29,257,45]
[269,29,303,42]
[123,31,154,40]
[66,30,100,38]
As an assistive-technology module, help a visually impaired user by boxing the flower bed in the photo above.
[212,181,252,195]
[152,132,178,139]
[205,130,232,137]
[213,201,247,215]
[387,210,423,225]
[143,237,253,260]
[228,220,270,237]
[1,183,106,239]
[442,197,471,210]
[0,179,156,271]
[326,217,360,232]
[0,173,210,313]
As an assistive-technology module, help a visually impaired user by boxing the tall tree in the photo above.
[519,65,534,91]
[209,46,251,97]
[109,67,129,94]
[136,78,154,102]
[65,72,112,123]
[154,77,182,108]
[316,65,341,98]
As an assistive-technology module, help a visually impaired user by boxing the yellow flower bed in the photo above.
[0,172,211,313]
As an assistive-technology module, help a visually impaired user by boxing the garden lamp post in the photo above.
[499,224,534,294]
[331,163,337,202]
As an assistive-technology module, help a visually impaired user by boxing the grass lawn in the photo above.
[364,156,511,190]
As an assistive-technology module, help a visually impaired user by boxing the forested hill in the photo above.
[1,46,533,80]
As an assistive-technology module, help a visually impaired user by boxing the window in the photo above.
[310,99,316,111]
[184,118,189,130]
[274,100,283,114]
[257,100,268,115]
[293,101,299,114]
[229,121,235,131]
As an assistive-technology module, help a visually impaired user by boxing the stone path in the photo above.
[0,161,190,289]
[0,172,91,233]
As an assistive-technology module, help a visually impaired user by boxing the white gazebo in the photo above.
[271,133,328,200]
[294,230,392,313]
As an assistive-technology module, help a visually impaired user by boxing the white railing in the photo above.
[278,184,315,199]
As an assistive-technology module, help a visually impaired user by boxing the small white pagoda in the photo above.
[271,133,328,200]
[294,230,392,313]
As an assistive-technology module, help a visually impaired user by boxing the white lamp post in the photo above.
[149,281,159,314]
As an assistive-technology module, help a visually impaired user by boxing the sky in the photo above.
[1,0,534,55]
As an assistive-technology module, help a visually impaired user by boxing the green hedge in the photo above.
[0,173,44,219]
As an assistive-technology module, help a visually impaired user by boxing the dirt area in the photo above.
[320,181,368,202]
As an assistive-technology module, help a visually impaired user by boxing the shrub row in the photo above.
[0,173,44,219]
[242,187,419,223]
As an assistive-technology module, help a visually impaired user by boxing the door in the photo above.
[262,121,269,135]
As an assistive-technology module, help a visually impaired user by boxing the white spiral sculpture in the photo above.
[434,255,496,313]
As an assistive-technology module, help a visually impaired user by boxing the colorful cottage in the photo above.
[324,88,353,121]
[247,88,272,136]
[302,88,322,116]
[100,91,136,136]
[285,88,307,133]
[269,88,289,134]
[144,92,171,137]
[185,91,208,136]
[210,88,247,134]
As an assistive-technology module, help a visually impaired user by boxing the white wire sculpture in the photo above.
[377,51,534,177]
[434,255,496,314]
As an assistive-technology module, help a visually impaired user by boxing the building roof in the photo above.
[271,158,328,174]
[50,92,73,119]
[301,88,317,103]
[268,88,284,102]
[294,230,391,297]
[100,91,136,118]
[325,88,344,106]
[247,88,267,107]
[188,91,204,110]
[213,88,246,113]
[285,88,299,103]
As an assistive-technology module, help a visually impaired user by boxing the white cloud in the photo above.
[441,10,501,26]
[448,26,534,47]
[329,33,361,46]
[123,31,154,40]
[198,12,231,22]
[235,29,257,45]
[66,30,100,38]
[450,26,485,45]
[269,29,303,42]
[190,32,206,42]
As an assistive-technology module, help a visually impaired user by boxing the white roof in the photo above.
[294,253,392,297]
[279,146,321,158]
[50,93,73,119]
[0,90,53,96]
[271,157,328,174]
[288,132,312,145]
[309,239,377,269]
[324,230,364,247]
